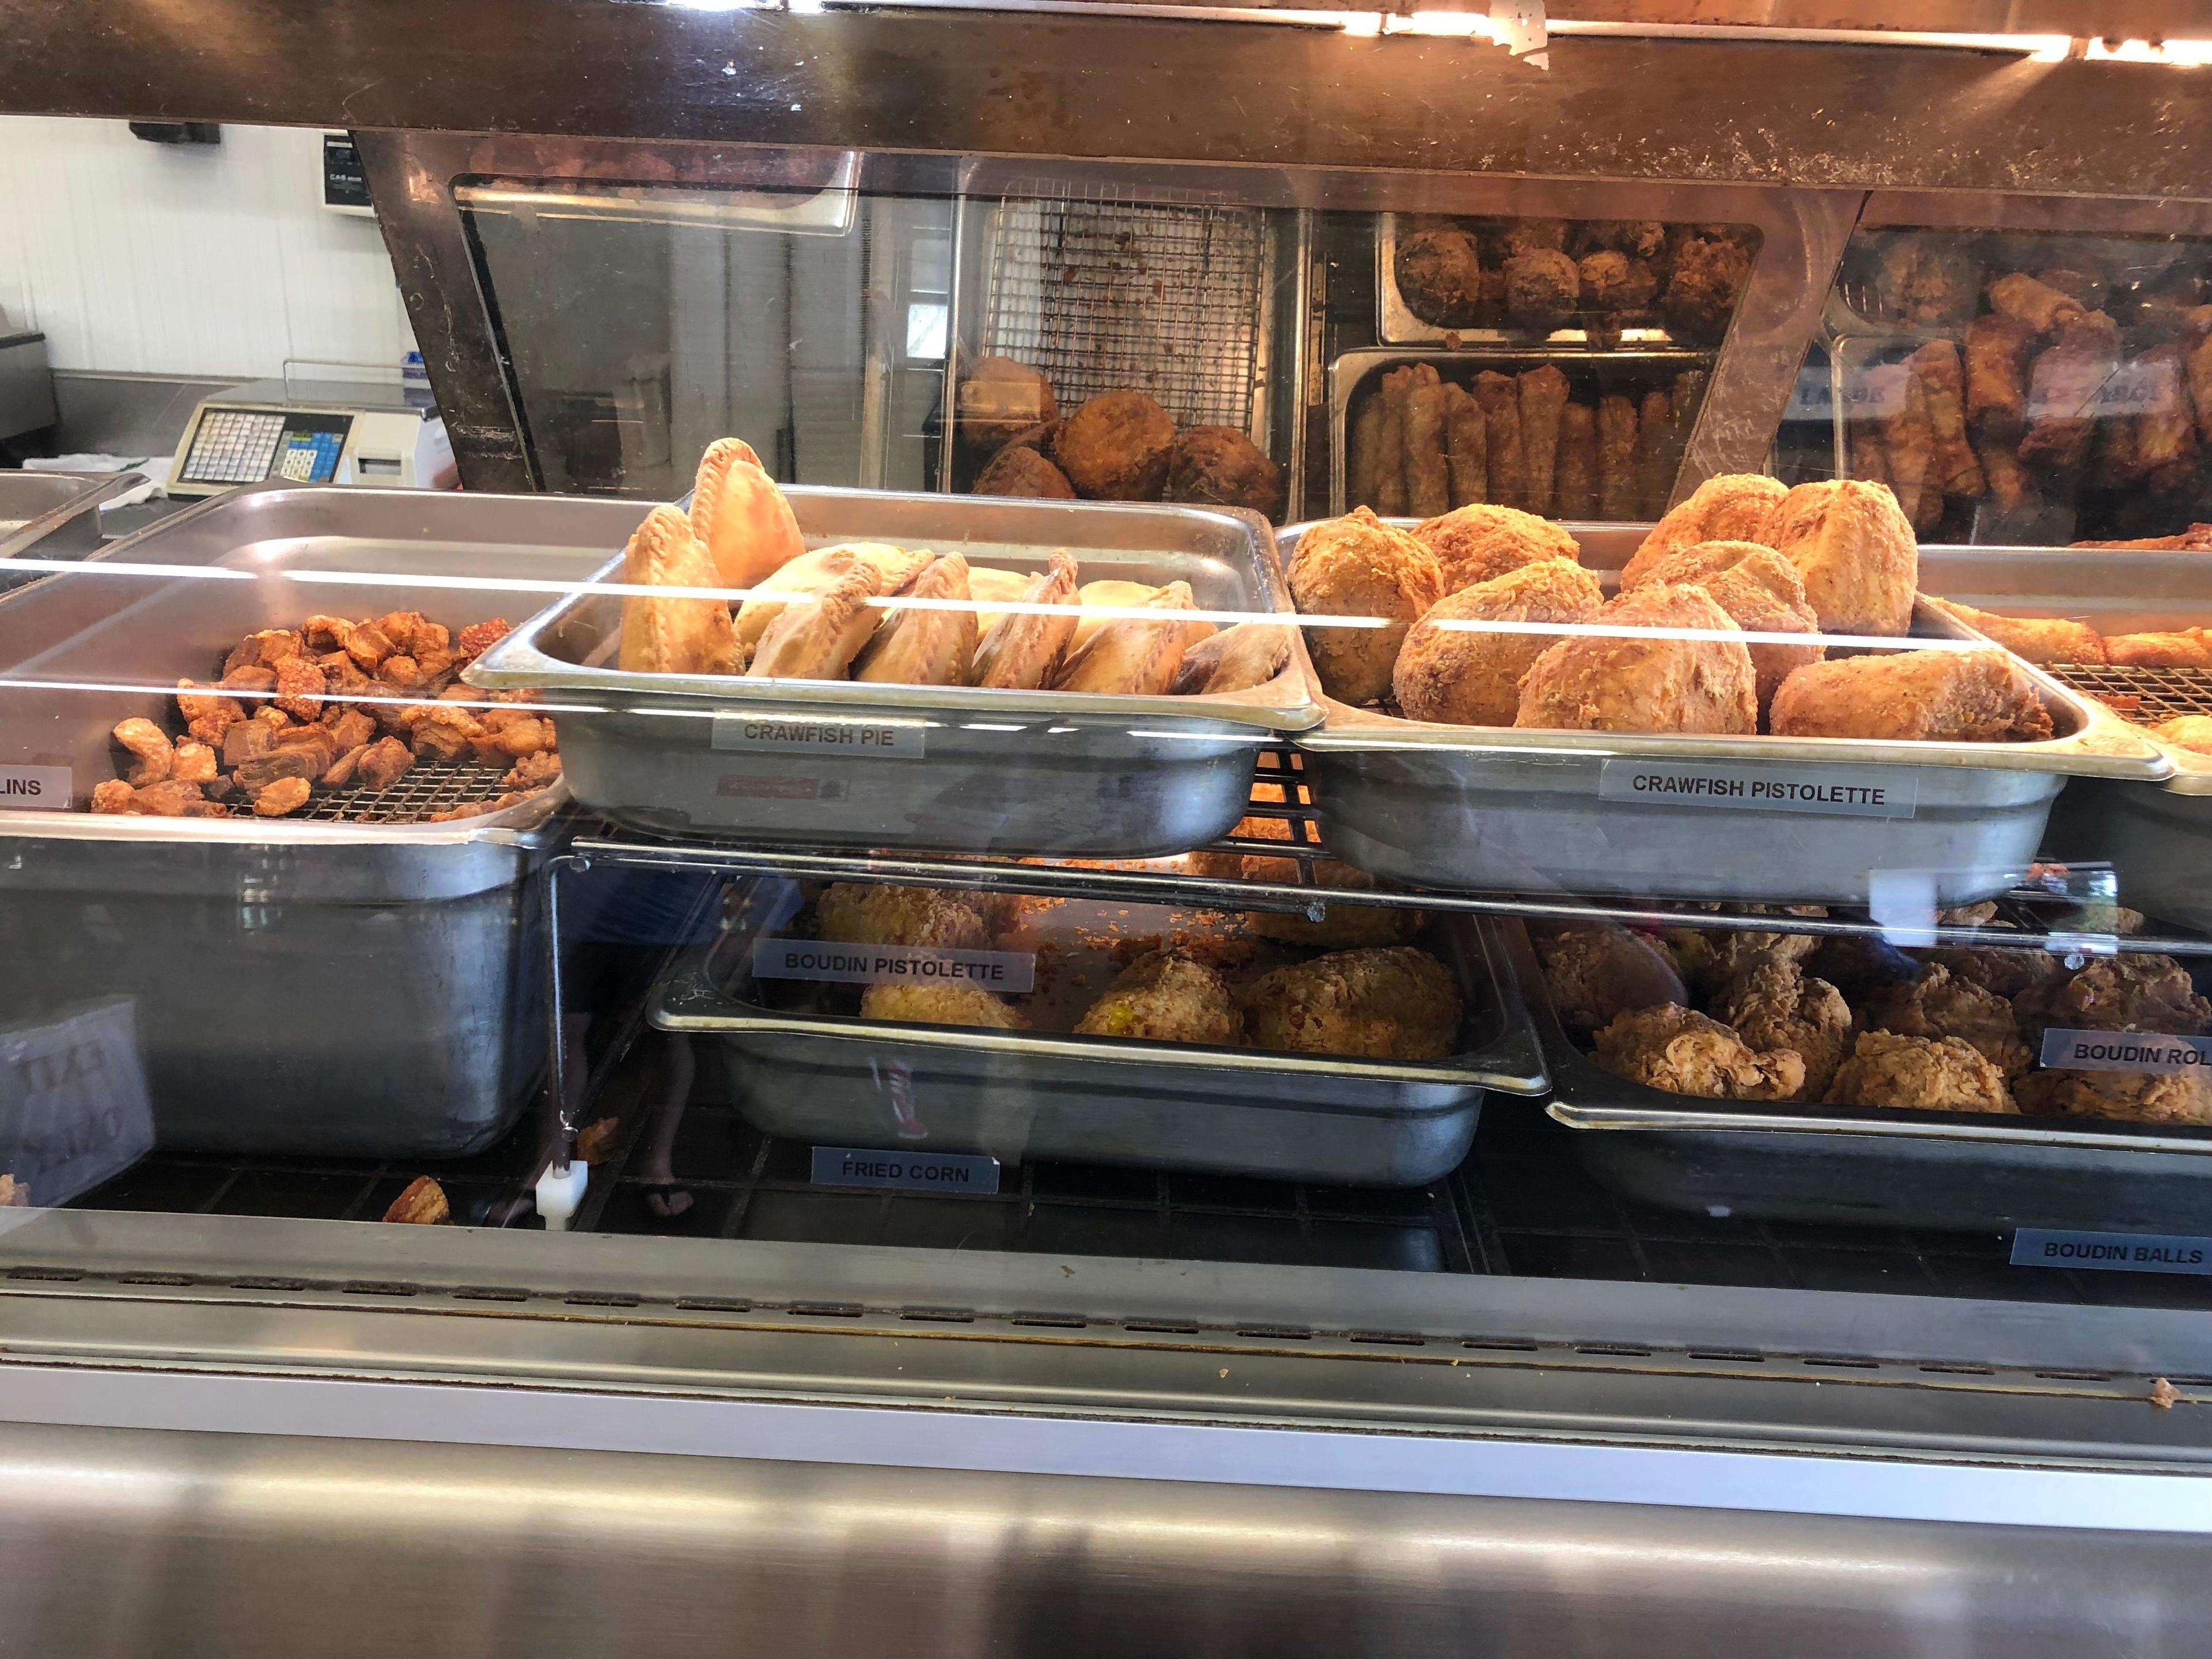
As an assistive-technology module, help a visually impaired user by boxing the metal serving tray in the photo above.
[0,469,143,590]
[1375,214,1698,351]
[1508,922,2212,1234]
[471,488,1323,855]
[1281,520,2170,906]
[0,483,635,1157]
[652,879,1547,1186]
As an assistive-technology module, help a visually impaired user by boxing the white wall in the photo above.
[0,117,416,380]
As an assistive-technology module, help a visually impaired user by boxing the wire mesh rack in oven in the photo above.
[298,760,520,825]
[2048,662,2212,726]
[977,182,1271,433]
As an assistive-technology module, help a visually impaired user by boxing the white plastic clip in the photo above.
[536,1161,589,1233]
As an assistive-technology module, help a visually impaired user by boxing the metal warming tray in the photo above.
[1281,521,2170,906]
[0,469,143,590]
[1508,923,2212,1234]
[652,880,1547,1187]
[471,489,1322,855]
[0,483,635,1157]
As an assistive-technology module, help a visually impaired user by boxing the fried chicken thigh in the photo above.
[1823,1031,2016,1114]
[1713,957,1852,1101]
[1863,964,2031,1081]
[1533,922,1689,1036]
[1756,478,1918,638]
[1620,472,1788,588]
[1055,581,1197,695]
[617,505,746,677]
[1592,1004,1805,1100]
[1927,598,2105,665]
[1514,584,1758,735]
[690,437,805,589]
[1288,508,1446,706]
[1075,949,1241,1045]
[1768,648,2053,743]
[853,552,976,687]
[1241,946,1462,1060]
[1392,559,1605,726]
[2014,955,2212,1037]
[971,550,1080,690]
[2018,1069,2212,1125]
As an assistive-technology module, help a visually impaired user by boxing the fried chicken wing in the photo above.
[860,982,1028,1031]
[1169,620,1293,697]
[2014,955,2212,1038]
[853,552,977,688]
[2107,628,2212,669]
[1287,508,1446,706]
[1711,956,1852,1101]
[1053,389,1175,501]
[1926,945,2066,1002]
[618,505,745,677]
[1864,964,2031,1081]
[817,882,994,951]
[744,567,882,681]
[1756,478,1917,637]
[1054,581,1195,695]
[971,550,1081,691]
[1533,922,1688,1036]
[1768,648,2054,743]
[1392,559,1605,726]
[1075,949,1241,1045]
[1634,540,1823,715]
[2018,1069,2212,1125]
[1592,1004,1805,1100]
[1823,1031,2016,1113]
[1926,598,2105,665]
[690,437,805,589]
[1410,502,1581,595]
[1515,584,1758,736]
[1240,946,1462,1060]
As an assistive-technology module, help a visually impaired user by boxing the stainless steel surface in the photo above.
[0,330,56,441]
[1328,347,1714,516]
[0,484,641,1156]
[653,881,1544,1185]
[0,468,141,582]
[472,488,1320,854]
[1283,520,2169,903]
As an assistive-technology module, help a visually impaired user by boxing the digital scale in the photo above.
[166,377,454,498]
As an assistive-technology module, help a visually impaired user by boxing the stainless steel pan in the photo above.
[0,469,143,590]
[471,488,1323,855]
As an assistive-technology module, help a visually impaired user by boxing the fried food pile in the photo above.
[90,611,555,821]
[793,880,1462,1062]
[1543,911,2212,1126]
[954,362,1286,522]
[615,439,1298,699]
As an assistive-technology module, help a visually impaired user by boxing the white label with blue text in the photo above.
[812,1146,1001,1194]
[0,764,71,810]
[2012,1228,2212,1275]
[1598,759,1918,819]
[753,937,1036,993]
[711,711,926,759]
[2041,1028,2212,1074]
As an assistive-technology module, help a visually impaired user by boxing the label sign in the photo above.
[753,936,1037,993]
[0,998,156,1211]
[0,764,71,810]
[2013,1228,2212,1275]
[712,711,926,759]
[2040,1028,2212,1074]
[1598,759,1918,819]
[812,1145,1001,1193]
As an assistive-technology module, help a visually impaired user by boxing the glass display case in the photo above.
[5,5,2212,1649]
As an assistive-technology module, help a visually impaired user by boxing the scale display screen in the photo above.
[179,408,353,486]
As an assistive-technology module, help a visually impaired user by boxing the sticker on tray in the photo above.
[717,774,849,801]
[0,997,156,1216]
[753,937,1037,993]
[1597,759,1918,819]
[811,1145,1001,1194]
[0,764,70,810]
[2040,1028,2212,1074]
[711,711,926,759]
[2012,1228,2212,1276]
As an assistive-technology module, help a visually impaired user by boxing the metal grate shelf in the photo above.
[2050,661,2212,725]
[298,759,520,825]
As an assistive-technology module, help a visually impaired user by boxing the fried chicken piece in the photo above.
[1592,1004,1805,1100]
[1553,403,1597,518]
[1241,946,1462,1060]
[1664,924,1817,996]
[854,552,977,688]
[2152,715,2212,756]
[974,442,1077,500]
[1395,228,1488,327]
[816,882,994,950]
[1864,964,2031,1081]
[1055,581,1195,695]
[2107,628,2212,669]
[2020,313,2123,472]
[111,717,174,786]
[1926,945,2065,1002]
[1662,236,1751,344]
[733,543,926,654]
[1517,365,1570,518]
[1824,1031,2016,1113]
[356,736,414,792]
[251,776,312,817]
[1758,477,1918,638]
[1987,271,2086,334]
[971,548,1080,691]
[1711,957,1852,1101]
[2018,1069,2212,1126]
[1596,394,1638,520]
[1402,372,1452,520]
[745,567,883,681]
[858,982,1028,1031]
[1075,949,1240,1045]
[1516,584,1758,736]
[1410,502,1580,596]
[1634,540,1823,715]
[1533,922,1688,1036]
[1288,508,1446,706]
[617,504,745,677]
[1769,648,2053,744]
[958,356,1057,453]
[1964,313,2037,442]
[1804,932,1923,1003]
[1870,237,1979,329]
[2014,955,2212,1038]
[1908,339,1985,499]
[1053,389,1175,501]
[1243,898,1423,950]
[1166,426,1283,521]
[1926,598,2105,665]
[501,751,563,791]
[1393,559,1605,726]
[690,437,805,589]
[1169,620,1293,697]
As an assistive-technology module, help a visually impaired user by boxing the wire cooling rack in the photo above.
[299,759,522,825]
[2050,662,2212,725]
